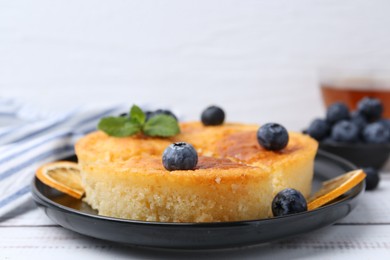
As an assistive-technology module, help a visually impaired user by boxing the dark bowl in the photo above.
[319,142,390,169]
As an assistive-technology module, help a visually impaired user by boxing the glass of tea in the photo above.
[320,69,390,118]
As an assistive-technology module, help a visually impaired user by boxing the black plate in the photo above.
[319,142,390,169]
[32,150,364,249]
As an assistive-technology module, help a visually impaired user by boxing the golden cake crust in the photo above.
[76,122,316,165]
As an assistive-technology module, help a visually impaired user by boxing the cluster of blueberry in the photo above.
[306,97,390,144]
[305,97,389,191]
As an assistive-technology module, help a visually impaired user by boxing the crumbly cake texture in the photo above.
[75,122,318,222]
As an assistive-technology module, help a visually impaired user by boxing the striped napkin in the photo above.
[0,99,127,217]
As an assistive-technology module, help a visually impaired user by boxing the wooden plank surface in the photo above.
[1,225,390,259]
[1,172,389,259]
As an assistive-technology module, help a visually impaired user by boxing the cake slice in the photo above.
[75,122,318,222]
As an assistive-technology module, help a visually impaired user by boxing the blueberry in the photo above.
[257,123,289,151]
[331,120,359,143]
[148,109,178,121]
[379,119,390,131]
[362,167,380,191]
[306,118,330,141]
[362,122,390,143]
[357,97,383,121]
[350,111,367,131]
[272,188,307,217]
[201,106,225,126]
[326,102,350,124]
[162,142,198,171]
[144,111,153,121]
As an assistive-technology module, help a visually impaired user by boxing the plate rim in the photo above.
[31,150,364,227]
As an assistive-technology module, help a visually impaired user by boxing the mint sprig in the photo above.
[98,105,180,137]
[143,114,180,137]
[97,117,141,137]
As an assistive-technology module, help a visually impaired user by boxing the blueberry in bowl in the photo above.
[357,97,383,122]
[330,120,360,143]
[305,97,390,169]
[326,102,350,124]
[362,122,390,144]
[306,119,330,141]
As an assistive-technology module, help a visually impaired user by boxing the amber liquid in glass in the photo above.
[321,85,390,118]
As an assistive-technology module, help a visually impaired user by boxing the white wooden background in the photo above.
[1,0,390,259]
[2,0,390,130]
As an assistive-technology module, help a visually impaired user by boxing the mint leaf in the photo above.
[98,117,142,137]
[130,105,145,125]
[143,114,180,137]
[97,105,181,138]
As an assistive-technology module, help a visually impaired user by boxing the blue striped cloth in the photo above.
[0,99,127,217]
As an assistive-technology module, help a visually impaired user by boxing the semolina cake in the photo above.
[75,122,318,222]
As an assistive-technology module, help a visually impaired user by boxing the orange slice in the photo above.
[308,169,366,210]
[36,161,84,199]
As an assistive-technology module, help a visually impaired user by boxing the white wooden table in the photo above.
[1,165,390,259]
